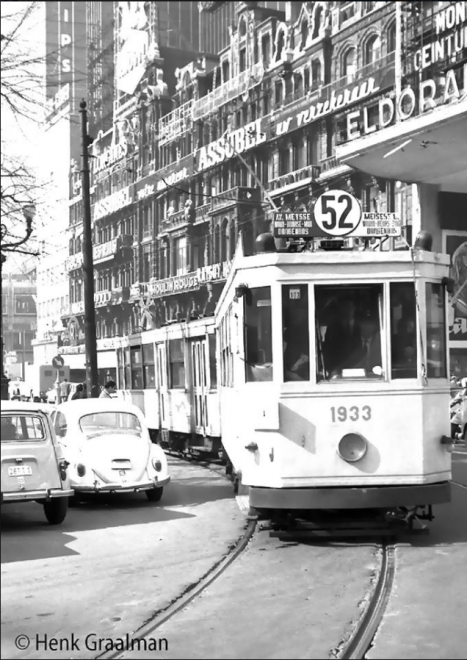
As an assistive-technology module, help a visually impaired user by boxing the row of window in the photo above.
[241,281,447,384]
[116,336,217,391]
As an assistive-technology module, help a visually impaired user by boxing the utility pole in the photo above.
[79,100,99,398]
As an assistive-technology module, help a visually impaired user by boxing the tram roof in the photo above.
[216,248,450,317]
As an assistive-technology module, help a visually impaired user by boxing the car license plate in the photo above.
[8,465,32,476]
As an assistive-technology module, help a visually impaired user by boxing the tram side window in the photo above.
[282,284,310,381]
[169,339,185,389]
[130,346,143,389]
[244,287,273,382]
[209,333,218,389]
[143,344,155,388]
[426,282,447,378]
[124,347,131,389]
[117,349,124,389]
[390,283,417,379]
[316,284,383,380]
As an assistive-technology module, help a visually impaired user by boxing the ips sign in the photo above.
[59,3,73,81]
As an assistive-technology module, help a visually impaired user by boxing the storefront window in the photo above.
[316,284,383,380]
[426,283,447,378]
[245,287,272,382]
[390,283,417,379]
[282,284,310,381]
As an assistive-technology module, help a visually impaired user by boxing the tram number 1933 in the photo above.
[331,406,372,422]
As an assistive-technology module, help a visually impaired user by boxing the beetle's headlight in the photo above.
[337,433,367,463]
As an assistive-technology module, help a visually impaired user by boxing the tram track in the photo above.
[337,539,396,660]
[93,452,397,660]
[95,453,256,660]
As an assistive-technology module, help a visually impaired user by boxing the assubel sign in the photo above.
[197,119,267,172]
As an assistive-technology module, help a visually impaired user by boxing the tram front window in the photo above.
[316,285,383,380]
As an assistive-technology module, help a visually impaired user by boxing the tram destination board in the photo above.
[274,192,402,239]
[273,212,313,238]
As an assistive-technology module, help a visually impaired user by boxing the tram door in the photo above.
[156,343,169,439]
[190,339,208,436]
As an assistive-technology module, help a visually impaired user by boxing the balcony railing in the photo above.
[270,165,320,194]
[65,253,84,272]
[158,100,193,145]
[70,301,84,315]
[130,282,149,301]
[110,286,130,305]
[195,203,210,224]
[192,63,264,121]
[161,208,187,232]
[94,290,112,306]
[209,186,261,214]
[319,154,352,179]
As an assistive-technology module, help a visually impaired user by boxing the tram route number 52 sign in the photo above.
[313,190,401,238]
[273,191,402,239]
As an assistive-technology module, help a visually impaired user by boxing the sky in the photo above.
[1,1,63,273]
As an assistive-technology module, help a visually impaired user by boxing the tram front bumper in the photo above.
[249,482,451,510]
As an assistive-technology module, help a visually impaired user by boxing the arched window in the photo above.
[312,5,323,39]
[275,30,285,61]
[365,35,381,65]
[300,19,308,50]
[387,23,396,53]
[294,73,303,98]
[239,16,247,39]
[214,224,221,262]
[229,221,236,259]
[343,47,356,82]
[221,218,229,262]
[312,59,322,87]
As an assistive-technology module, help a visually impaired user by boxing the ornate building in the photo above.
[61,1,466,382]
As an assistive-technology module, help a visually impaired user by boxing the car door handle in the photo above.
[245,442,258,452]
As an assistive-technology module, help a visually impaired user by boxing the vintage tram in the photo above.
[117,226,453,523]
[215,232,453,520]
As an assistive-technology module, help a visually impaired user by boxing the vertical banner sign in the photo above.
[60,2,73,88]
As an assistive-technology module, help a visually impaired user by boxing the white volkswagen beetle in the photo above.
[51,400,170,502]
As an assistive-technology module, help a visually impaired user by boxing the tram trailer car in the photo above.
[116,318,222,456]
[215,233,453,521]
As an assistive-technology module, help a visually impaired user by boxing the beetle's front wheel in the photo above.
[44,498,68,525]
[146,487,163,503]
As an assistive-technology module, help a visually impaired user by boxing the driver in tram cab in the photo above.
[323,299,362,376]
[344,309,382,374]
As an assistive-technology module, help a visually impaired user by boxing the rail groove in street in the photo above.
[95,455,256,660]
[339,539,396,660]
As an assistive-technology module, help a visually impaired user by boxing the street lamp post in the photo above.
[1,204,36,400]
[79,100,99,398]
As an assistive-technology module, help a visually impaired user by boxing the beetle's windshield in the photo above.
[79,412,142,438]
[1,415,46,442]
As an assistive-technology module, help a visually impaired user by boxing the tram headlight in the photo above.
[337,433,367,463]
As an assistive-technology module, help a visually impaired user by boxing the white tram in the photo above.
[215,233,453,517]
[116,317,221,455]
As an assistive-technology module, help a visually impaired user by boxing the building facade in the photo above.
[2,273,37,381]
[60,0,466,386]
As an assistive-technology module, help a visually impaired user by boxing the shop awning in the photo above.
[336,100,467,193]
